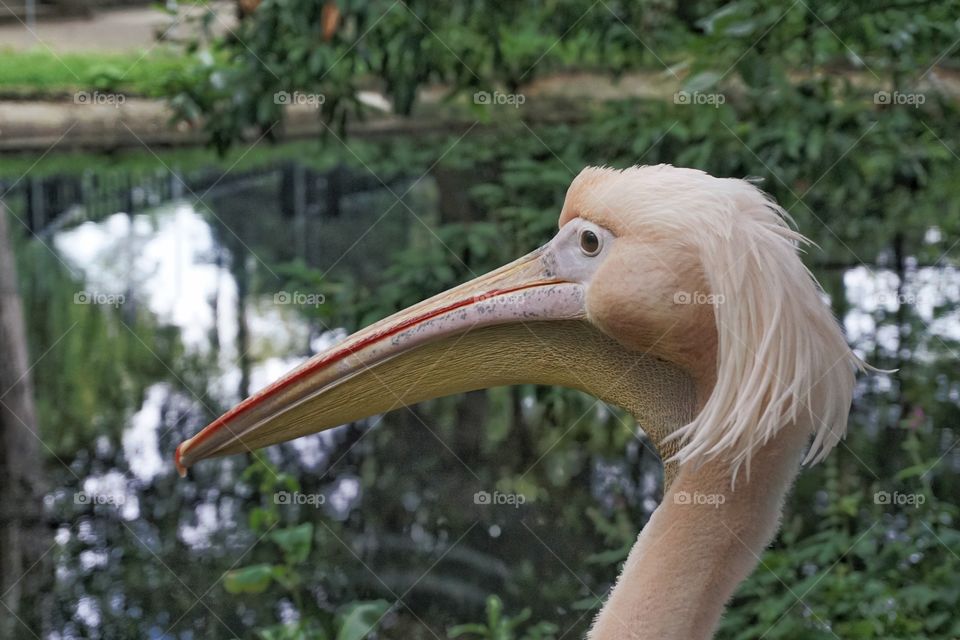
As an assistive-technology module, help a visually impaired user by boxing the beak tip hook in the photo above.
[175,441,189,478]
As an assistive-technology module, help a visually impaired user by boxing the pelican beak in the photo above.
[175,244,590,475]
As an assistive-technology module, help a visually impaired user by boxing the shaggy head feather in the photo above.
[561,165,863,478]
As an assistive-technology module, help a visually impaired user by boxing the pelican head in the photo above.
[177,164,856,479]
[176,164,862,639]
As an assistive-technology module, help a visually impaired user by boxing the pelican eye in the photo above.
[579,229,601,256]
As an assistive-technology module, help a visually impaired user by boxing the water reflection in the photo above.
[52,202,351,478]
[845,264,960,344]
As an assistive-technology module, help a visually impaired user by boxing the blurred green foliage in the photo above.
[224,461,392,640]
[449,595,558,639]
[12,219,184,455]
[724,434,960,639]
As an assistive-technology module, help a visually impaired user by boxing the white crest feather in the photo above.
[656,168,862,478]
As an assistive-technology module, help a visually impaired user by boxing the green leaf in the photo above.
[335,600,391,640]
[271,523,314,565]
[224,563,275,594]
[684,71,722,92]
[570,595,604,611]
[485,594,504,629]
[259,622,331,640]
[448,622,489,637]
[270,564,301,591]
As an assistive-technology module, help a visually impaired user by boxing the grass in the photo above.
[0,47,188,97]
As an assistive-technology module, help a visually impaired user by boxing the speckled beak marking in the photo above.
[175,244,590,475]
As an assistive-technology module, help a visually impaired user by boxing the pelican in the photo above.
[176,165,863,639]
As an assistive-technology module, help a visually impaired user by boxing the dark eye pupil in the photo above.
[580,230,600,255]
